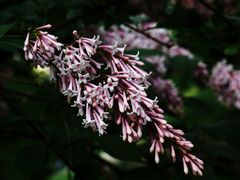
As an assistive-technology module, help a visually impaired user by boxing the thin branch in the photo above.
[197,0,217,13]
[197,0,237,30]
[103,13,174,48]
[122,23,174,48]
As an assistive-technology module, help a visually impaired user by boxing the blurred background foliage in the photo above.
[0,0,240,179]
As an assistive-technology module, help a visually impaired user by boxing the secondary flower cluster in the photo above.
[210,60,240,109]
[194,60,240,109]
[101,22,194,59]
[145,55,167,75]
[102,22,170,50]
[151,76,183,114]
[23,24,203,176]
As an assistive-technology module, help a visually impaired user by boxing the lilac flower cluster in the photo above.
[151,76,183,114]
[23,25,203,176]
[145,55,167,75]
[101,22,187,113]
[168,45,194,59]
[194,60,240,109]
[23,24,63,68]
[210,60,240,109]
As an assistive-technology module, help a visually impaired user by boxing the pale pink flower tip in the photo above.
[36,24,52,30]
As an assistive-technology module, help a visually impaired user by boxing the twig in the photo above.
[197,0,237,30]
[197,0,217,13]
[122,23,174,48]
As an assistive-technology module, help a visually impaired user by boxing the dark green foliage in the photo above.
[0,0,240,179]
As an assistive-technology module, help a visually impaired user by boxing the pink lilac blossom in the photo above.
[101,22,193,59]
[210,60,240,109]
[23,25,203,176]
[23,24,63,68]
[194,61,209,84]
[151,76,183,114]
[145,55,167,75]
[101,23,170,50]
[168,45,194,59]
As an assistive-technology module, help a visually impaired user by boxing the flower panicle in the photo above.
[151,76,183,114]
[23,24,203,176]
[23,25,63,68]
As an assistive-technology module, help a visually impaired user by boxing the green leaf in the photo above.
[129,14,148,25]
[224,46,239,56]
[225,15,240,23]
[0,37,23,51]
[0,24,14,38]
[47,167,74,180]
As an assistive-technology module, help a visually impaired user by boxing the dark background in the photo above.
[0,0,240,179]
